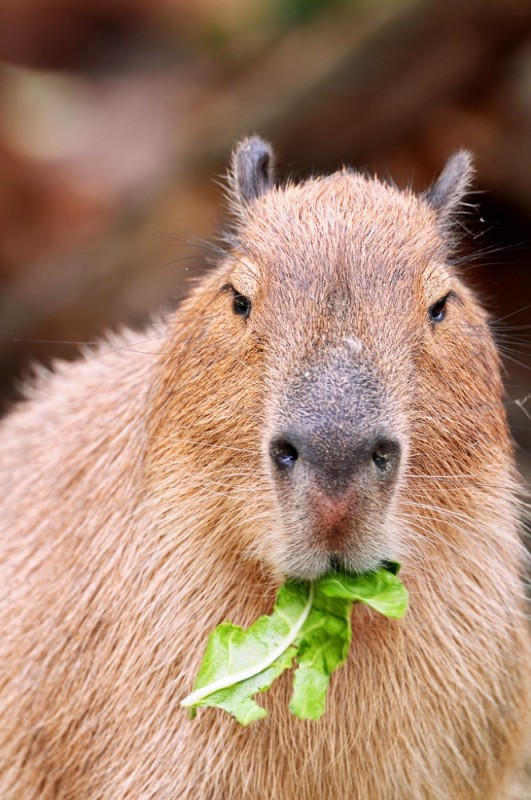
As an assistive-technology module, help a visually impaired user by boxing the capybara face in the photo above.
[167,140,505,582]
[194,144,504,581]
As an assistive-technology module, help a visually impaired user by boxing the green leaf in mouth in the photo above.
[181,563,408,724]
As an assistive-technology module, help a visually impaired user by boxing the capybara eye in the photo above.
[220,283,252,319]
[233,292,251,318]
[429,293,449,324]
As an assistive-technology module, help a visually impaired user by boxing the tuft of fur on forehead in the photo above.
[231,169,447,279]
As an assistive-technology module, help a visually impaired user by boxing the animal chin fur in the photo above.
[0,149,529,799]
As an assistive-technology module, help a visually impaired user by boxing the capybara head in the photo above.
[162,137,509,583]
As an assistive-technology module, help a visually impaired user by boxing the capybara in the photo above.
[0,137,529,799]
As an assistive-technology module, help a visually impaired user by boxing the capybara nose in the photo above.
[269,429,401,491]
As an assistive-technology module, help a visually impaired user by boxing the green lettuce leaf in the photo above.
[317,567,409,618]
[181,563,408,724]
[181,582,313,724]
[289,588,352,720]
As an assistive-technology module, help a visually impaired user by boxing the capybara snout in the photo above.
[266,349,404,578]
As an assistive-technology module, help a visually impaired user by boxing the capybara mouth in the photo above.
[328,553,402,580]
[282,541,391,582]
[327,552,387,577]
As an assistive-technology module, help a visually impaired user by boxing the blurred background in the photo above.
[0,0,529,479]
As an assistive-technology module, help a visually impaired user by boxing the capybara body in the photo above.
[0,139,529,799]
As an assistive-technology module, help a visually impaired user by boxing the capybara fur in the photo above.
[0,138,529,799]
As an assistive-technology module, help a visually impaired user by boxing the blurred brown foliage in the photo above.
[0,0,530,469]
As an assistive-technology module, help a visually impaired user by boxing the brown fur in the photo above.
[0,148,529,799]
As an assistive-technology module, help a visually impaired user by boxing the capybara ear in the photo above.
[424,150,474,224]
[228,136,275,211]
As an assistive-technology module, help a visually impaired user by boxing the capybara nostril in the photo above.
[371,438,401,477]
[269,436,299,472]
